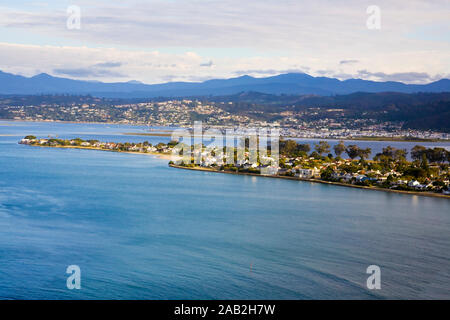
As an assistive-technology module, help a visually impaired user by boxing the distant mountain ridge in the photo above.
[0,70,449,98]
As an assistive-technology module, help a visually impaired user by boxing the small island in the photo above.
[20,136,450,198]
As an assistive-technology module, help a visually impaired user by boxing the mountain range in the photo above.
[0,70,449,98]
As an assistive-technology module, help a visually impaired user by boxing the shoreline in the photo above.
[25,144,180,161]
[3,119,448,142]
[285,136,449,143]
[169,164,450,199]
[20,141,450,199]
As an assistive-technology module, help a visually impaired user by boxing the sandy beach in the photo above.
[26,144,182,161]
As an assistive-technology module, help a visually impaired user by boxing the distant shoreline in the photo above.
[123,132,173,137]
[169,164,450,199]
[2,119,448,143]
[283,135,449,143]
[124,132,449,142]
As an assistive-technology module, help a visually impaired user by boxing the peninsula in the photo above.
[18,135,179,160]
[19,136,450,198]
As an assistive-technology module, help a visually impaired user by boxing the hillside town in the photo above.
[3,98,449,140]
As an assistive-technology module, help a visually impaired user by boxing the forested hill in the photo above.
[199,92,450,132]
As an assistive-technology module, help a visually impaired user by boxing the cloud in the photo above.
[93,62,122,68]
[160,74,216,82]
[233,68,306,76]
[53,61,126,78]
[0,1,448,84]
[356,70,440,83]
[53,67,127,78]
[1,0,449,52]
[200,60,214,67]
[339,59,359,65]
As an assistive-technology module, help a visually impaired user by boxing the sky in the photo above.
[0,0,449,84]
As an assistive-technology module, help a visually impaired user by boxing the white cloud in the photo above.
[0,0,448,83]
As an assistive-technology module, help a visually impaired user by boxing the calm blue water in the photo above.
[0,121,449,299]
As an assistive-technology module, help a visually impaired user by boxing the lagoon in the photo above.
[0,121,449,299]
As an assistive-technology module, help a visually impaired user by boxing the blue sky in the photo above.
[0,0,449,84]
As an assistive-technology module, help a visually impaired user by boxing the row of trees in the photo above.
[280,139,372,160]
[279,139,450,163]
[333,142,372,160]
[411,145,449,163]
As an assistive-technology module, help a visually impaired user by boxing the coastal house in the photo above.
[407,180,428,190]
[390,179,407,187]
[201,156,217,167]
[408,180,421,188]
[343,173,354,182]
[295,167,320,179]
[260,165,279,175]
[129,145,140,151]
[366,170,381,176]
[331,172,344,180]
[260,155,275,165]
[19,138,36,144]
[356,175,370,183]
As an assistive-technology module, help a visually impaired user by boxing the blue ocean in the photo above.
[0,121,449,299]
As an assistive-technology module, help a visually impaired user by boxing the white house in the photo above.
[295,167,320,179]
[408,180,421,187]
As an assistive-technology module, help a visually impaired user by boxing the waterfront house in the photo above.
[295,167,320,179]
[356,175,368,183]
[408,180,421,188]
[260,165,279,175]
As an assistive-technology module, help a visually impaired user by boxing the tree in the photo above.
[421,153,429,170]
[403,167,427,179]
[309,151,321,159]
[375,146,407,162]
[358,147,372,160]
[297,143,311,153]
[426,147,448,163]
[24,135,36,140]
[333,141,346,157]
[411,145,426,161]
[380,146,395,159]
[315,141,330,156]
[345,145,360,160]
[393,149,408,161]
[280,139,298,155]
[321,167,334,180]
